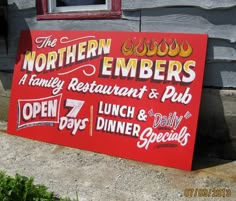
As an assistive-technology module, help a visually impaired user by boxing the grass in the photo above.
[0,171,78,201]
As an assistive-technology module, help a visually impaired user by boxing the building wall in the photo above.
[2,0,236,87]
[0,0,235,158]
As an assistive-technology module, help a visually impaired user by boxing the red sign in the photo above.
[7,30,207,170]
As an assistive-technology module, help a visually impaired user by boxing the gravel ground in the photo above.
[0,121,235,201]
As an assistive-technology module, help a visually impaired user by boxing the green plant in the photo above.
[0,171,74,201]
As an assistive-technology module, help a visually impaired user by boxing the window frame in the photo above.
[36,0,121,20]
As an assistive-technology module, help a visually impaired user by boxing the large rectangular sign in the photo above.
[7,30,207,170]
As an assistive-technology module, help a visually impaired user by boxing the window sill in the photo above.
[37,10,121,20]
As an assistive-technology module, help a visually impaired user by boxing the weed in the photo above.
[0,171,76,201]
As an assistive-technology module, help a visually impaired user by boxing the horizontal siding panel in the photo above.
[8,0,35,10]
[141,21,236,48]
[0,38,7,56]
[204,63,236,87]
[122,0,236,10]
[141,8,236,42]
[0,56,16,70]
[207,39,236,62]
[141,7,236,25]
[122,11,140,21]
[28,19,139,32]
[0,57,8,69]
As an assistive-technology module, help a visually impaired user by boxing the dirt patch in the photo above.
[0,121,235,201]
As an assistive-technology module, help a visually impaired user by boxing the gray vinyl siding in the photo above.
[1,0,236,87]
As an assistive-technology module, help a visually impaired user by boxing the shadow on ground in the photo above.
[192,88,236,170]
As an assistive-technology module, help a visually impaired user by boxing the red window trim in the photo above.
[36,0,121,20]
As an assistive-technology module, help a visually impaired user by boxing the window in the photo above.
[51,0,108,12]
[36,0,121,20]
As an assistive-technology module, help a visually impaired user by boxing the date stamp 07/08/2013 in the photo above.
[184,188,232,198]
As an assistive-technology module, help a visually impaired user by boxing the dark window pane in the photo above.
[56,0,106,6]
